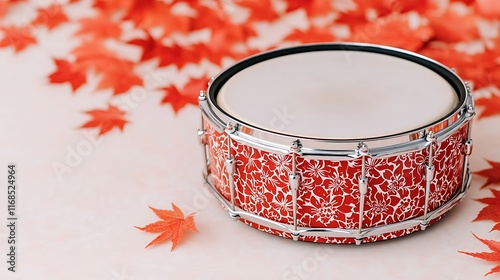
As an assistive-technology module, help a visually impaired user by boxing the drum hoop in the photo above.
[201,43,472,156]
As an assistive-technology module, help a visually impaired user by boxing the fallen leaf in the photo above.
[161,76,210,113]
[71,41,143,94]
[75,12,122,39]
[427,6,478,43]
[459,233,500,276]
[285,0,332,17]
[476,94,500,119]
[349,13,433,52]
[0,25,37,52]
[475,160,500,189]
[135,203,198,251]
[32,4,69,30]
[81,105,128,135]
[235,0,280,22]
[284,25,335,44]
[473,189,500,232]
[475,0,500,19]
[48,59,87,91]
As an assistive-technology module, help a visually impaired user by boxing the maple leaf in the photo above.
[81,105,128,136]
[75,13,122,39]
[427,6,478,43]
[473,189,500,232]
[48,59,87,91]
[135,203,198,251]
[71,41,143,95]
[235,0,280,22]
[32,4,69,30]
[476,95,500,119]
[475,0,500,19]
[93,0,134,15]
[285,0,333,17]
[123,0,191,36]
[0,25,37,52]
[475,160,500,189]
[284,26,335,44]
[161,76,209,113]
[459,233,500,276]
[349,13,433,52]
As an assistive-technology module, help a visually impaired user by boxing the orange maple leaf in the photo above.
[475,0,500,19]
[135,203,198,251]
[71,41,143,95]
[0,25,37,52]
[123,0,191,36]
[81,105,128,135]
[349,13,433,52]
[235,0,280,22]
[32,4,69,30]
[476,94,500,119]
[475,160,500,189]
[75,12,122,39]
[160,77,208,113]
[427,5,479,43]
[473,189,500,232]
[459,233,500,276]
[284,26,335,44]
[48,59,87,91]
[285,0,333,17]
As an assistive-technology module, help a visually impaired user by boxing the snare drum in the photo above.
[198,43,474,244]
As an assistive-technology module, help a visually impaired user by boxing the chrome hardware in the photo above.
[289,140,301,241]
[421,132,435,230]
[465,82,475,117]
[198,90,207,101]
[356,143,369,245]
[202,164,472,243]
[462,139,473,156]
[225,125,238,218]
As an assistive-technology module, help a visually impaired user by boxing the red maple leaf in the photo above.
[475,0,500,19]
[161,77,209,113]
[32,4,69,30]
[0,25,37,52]
[285,0,333,17]
[70,41,143,94]
[419,45,500,89]
[284,26,335,44]
[75,12,122,39]
[48,59,87,91]
[135,203,198,251]
[473,189,500,232]
[475,160,500,189]
[349,13,434,52]
[93,0,135,15]
[235,0,280,22]
[459,233,500,276]
[426,5,478,43]
[475,94,500,119]
[81,105,128,136]
[123,0,191,36]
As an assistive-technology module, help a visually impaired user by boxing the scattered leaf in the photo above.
[75,13,122,39]
[473,189,500,232]
[48,59,87,91]
[32,4,69,30]
[81,105,128,135]
[0,25,37,52]
[136,203,198,251]
[459,233,500,276]
[475,160,500,189]
[284,25,335,44]
[476,94,500,119]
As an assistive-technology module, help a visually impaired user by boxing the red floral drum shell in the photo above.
[198,44,474,244]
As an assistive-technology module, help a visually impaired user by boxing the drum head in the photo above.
[209,44,466,140]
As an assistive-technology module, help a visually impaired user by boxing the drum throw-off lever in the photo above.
[289,140,302,241]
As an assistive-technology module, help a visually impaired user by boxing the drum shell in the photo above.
[202,119,470,243]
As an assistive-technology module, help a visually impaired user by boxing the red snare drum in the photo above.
[198,43,474,244]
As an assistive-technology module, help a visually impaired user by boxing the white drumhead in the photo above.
[216,50,458,139]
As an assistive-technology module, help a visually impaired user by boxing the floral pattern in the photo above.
[204,121,469,244]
